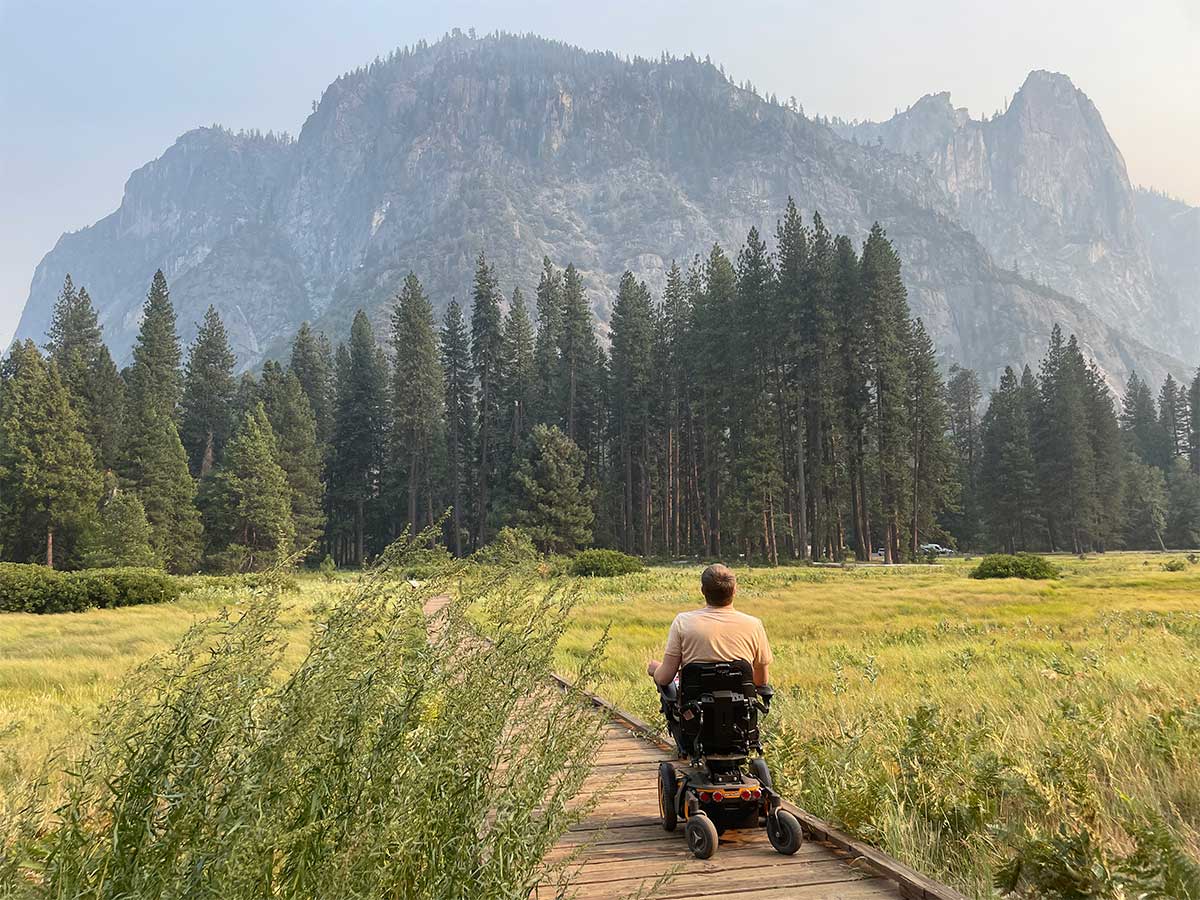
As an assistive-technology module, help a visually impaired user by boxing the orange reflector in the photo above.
[699,791,711,802]
[712,790,725,802]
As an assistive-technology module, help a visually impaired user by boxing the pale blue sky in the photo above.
[2,0,1197,346]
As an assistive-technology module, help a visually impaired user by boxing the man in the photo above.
[647,563,772,688]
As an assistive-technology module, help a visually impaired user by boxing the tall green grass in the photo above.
[554,554,1200,898]
[1,534,604,899]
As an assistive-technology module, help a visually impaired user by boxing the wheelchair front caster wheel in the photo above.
[685,813,719,859]
[767,809,804,855]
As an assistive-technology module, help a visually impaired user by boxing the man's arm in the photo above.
[752,661,770,688]
[648,651,682,687]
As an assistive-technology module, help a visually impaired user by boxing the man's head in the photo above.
[700,564,737,607]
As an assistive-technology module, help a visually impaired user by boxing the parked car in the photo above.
[919,543,954,556]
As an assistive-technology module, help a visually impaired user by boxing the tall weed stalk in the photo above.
[1,528,604,899]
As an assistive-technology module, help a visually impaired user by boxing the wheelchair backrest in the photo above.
[678,659,760,757]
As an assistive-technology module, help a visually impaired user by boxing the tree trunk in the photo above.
[45,526,54,569]
[795,390,808,560]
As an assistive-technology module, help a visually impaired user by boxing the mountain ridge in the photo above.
[13,31,1194,391]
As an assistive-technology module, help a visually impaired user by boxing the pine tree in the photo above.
[557,263,602,462]
[1035,327,1097,553]
[440,301,476,556]
[1123,453,1168,550]
[905,319,956,556]
[610,271,657,555]
[260,362,325,554]
[328,311,388,565]
[203,404,296,571]
[1165,459,1200,548]
[0,342,103,567]
[690,244,738,556]
[1120,370,1166,468]
[45,277,124,470]
[470,252,504,545]
[1083,360,1124,550]
[513,424,595,553]
[1190,370,1200,476]
[731,227,782,563]
[289,322,335,448]
[945,366,983,547]
[1158,374,1189,462]
[180,306,237,476]
[861,223,911,562]
[979,367,1040,552]
[123,270,183,421]
[774,199,809,559]
[82,488,159,568]
[117,272,201,572]
[497,286,536,517]
[832,233,870,560]
[390,272,445,536]
[532,258,563,426]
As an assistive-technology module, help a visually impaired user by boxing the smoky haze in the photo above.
[1,0,1197,347]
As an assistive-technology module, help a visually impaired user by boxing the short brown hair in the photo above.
[701,564,737,607]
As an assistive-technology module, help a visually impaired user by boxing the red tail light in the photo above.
[740,788,752,800]
[711,790,725,802]
[699,791,711,802]
[752,788,762,799]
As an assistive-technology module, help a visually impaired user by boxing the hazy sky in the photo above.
[2,0,1198,346]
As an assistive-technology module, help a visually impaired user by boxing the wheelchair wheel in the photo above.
[767,809,804,855]
[685,813,719,859]
[749,757,774,790]
[657,762,678,832]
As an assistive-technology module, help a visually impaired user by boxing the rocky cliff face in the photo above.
[839,71,1199,364]
[13,34,1192,390]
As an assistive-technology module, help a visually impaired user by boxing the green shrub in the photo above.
[470,527,540,567]
[569,548,646,577]
[0,564,179,614]
[396,545,455,580]
[969,553,1060,580]
[1162,558,1187,572]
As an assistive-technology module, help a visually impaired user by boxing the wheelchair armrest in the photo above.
[755,684,775,714]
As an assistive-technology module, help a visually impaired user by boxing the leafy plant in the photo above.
[0,564,179,613]
[970,553,1060,580]
[0,530,605,898]
[1161,558,1187,572]
[568,548,646,577]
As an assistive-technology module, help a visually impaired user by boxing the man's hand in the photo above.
[647,659,660,678]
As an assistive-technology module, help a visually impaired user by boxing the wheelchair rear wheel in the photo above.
[767,809,804,855]
[685,813,719,859]
[657,762,677,832]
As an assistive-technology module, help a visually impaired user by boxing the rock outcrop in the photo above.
[13,34,1193,390]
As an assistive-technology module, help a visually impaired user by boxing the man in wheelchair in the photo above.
[646,564,804,859]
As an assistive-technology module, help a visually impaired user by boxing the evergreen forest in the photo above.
[4,201,1199,572]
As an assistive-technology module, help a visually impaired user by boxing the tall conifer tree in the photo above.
[390,273,445,535]
[470,253,504,544]
[440,301,475,556]
[260,362,326,554]
[180,306,237,476]
[0,342,103,566]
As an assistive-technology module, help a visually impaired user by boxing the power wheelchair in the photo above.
[656,659,804,859]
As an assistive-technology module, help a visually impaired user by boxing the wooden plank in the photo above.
[566,858,877,899]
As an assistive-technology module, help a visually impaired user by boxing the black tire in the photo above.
[767,809,804,855]
[685,814,719,859]
[749,757,774,790]
[657,762,678,832]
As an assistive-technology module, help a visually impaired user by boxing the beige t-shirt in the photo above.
[664,605,773,668]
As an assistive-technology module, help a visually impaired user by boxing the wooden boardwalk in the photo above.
[543,717,920,900]
[422,594,965,900]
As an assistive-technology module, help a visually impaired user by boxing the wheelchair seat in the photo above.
[663,659,762,762]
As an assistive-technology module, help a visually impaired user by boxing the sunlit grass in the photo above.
[554,551,1200,896]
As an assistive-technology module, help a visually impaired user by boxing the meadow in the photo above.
[3,552,1200,897]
